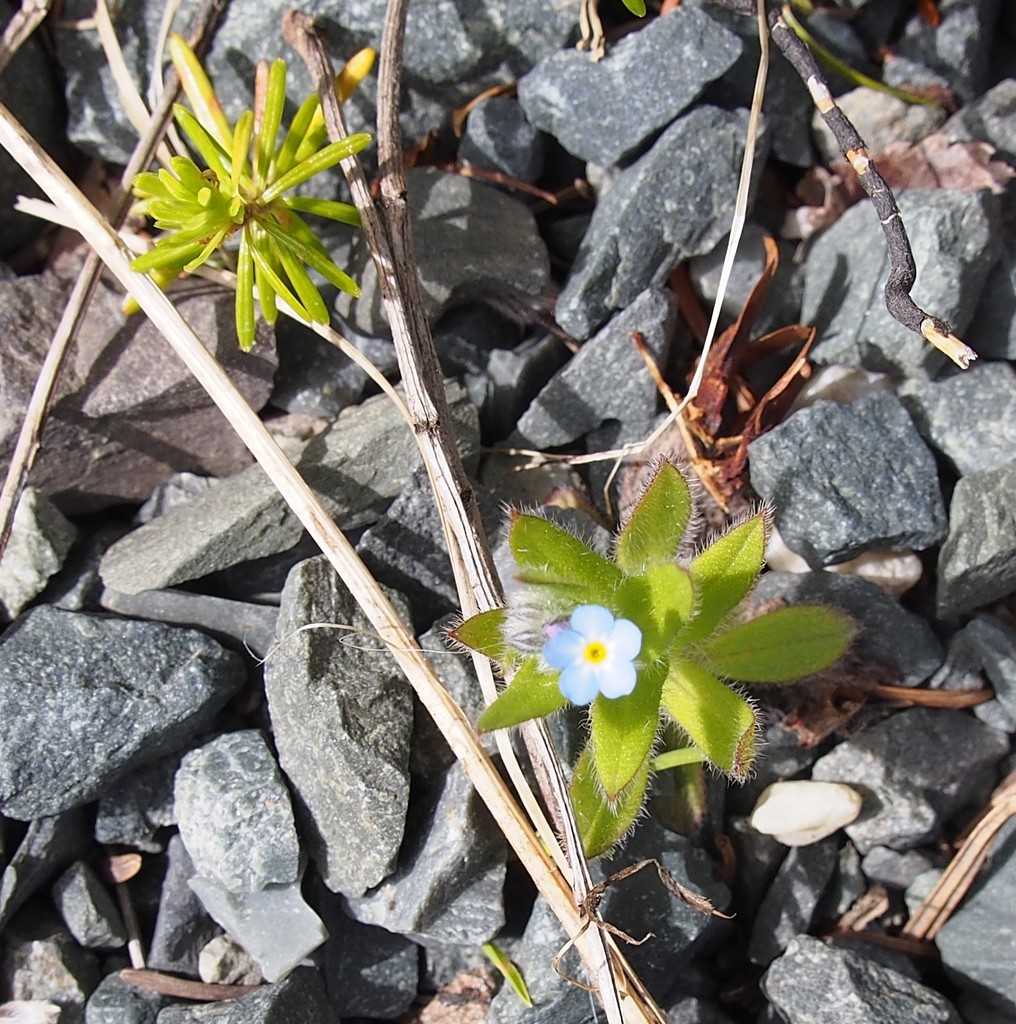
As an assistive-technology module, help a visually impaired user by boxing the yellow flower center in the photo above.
[583,641,608,664]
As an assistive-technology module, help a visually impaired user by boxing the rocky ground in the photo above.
[1,0,1016,1022]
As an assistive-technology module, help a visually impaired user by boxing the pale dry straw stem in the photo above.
[0,0,52,77]
[0,98,602,988]
[0,0,227,562]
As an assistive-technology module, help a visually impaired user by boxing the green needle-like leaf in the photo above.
[681,510,768,645]
[249,242,313,321]
[131,241,205,273]
[229,110,254,193]
[661,660,757,780]
[252,253,278,325]
[482,943,532,1007]
[256,59,288,184]
[572,743,650,858]
[235,229,256,351]
[477,655,569,732]
[273,94,319,178]
[273,240,330,323]
[261,133,372,202]
[614,459,693,574]
[170,33,233,148]
[589,659,666,798]
[281,195,361,227]
[700,605,856,683]
[173,105,231,184]
[258,217,361,297]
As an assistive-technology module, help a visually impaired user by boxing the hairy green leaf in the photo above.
[614,460,693,574]
[449,609,507,660]
[612,562,692,660]
[572,743,651,859]
[590,659,666,798]
[681,511,768,645]
[662,660,757,780]
[700,605,856,682]
[509,512,621,600]
[476,655,568,732]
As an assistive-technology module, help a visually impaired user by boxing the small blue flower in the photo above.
[542,604,642,706]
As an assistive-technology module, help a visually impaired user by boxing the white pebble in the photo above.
[749,780,863,846]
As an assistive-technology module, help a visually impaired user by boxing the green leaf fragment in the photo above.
[235,230,256,351]
[260,133,372,202]
[476,655,568,732]
[621,0,647,15]
[572,744,651,859]
[281,195,361,228]
[256,59,288,184]
[700,605,856,683]
[661,660,757,780]
[614,460,693,574]
[482,942,532,1007]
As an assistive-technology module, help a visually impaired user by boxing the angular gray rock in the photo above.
[51,861,127,950]
[55,0,575,167]
[811,707,1008,853]
[748,840,841,966]
[459,97,544,183]
[962,615,1016,725]
[336,167,549,337]
[0,810,89,933]
[887,0,1002,104]
[517,5,741,166]
[100,588,279,661]
[0,273,276,514]
[155,967,338,1023]
[514,287,675,448]
[94,753,179,853]
[188,875,327,984]
[937,462,1016,617]
[749,571,943,687]
[147,835,219,977]
[902,362,1016,476]
[942,77,1016,159]
[85,971,169,1024]
[175,730,300,894]
[345,764,506,948]
[967,239,1016,360]
[802,189,999,380]
[748,392,947,567]
[861,847,936,891]
[264,556,413,897]
[556,105,761,339]
[937,829,1016,1016]
[0,488,77,620]
[0,607,246,819]
[99,382,473,594]
[763,935,962,1023]
[1,925,99,1024]
[316,890,420,1020]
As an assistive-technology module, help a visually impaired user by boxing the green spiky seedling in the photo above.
[129,37,373,350]
[452,460,855,857]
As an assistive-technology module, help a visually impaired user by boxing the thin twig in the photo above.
[0,0,51,77]
[0,0,227,563]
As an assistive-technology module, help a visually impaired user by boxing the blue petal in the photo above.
[542,627,585,669]
[570,604,614,640]
[608,618,642,660]
[558,661,600,705]
[597,659,637,699]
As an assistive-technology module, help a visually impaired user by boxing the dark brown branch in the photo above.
[707,0,976,369]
